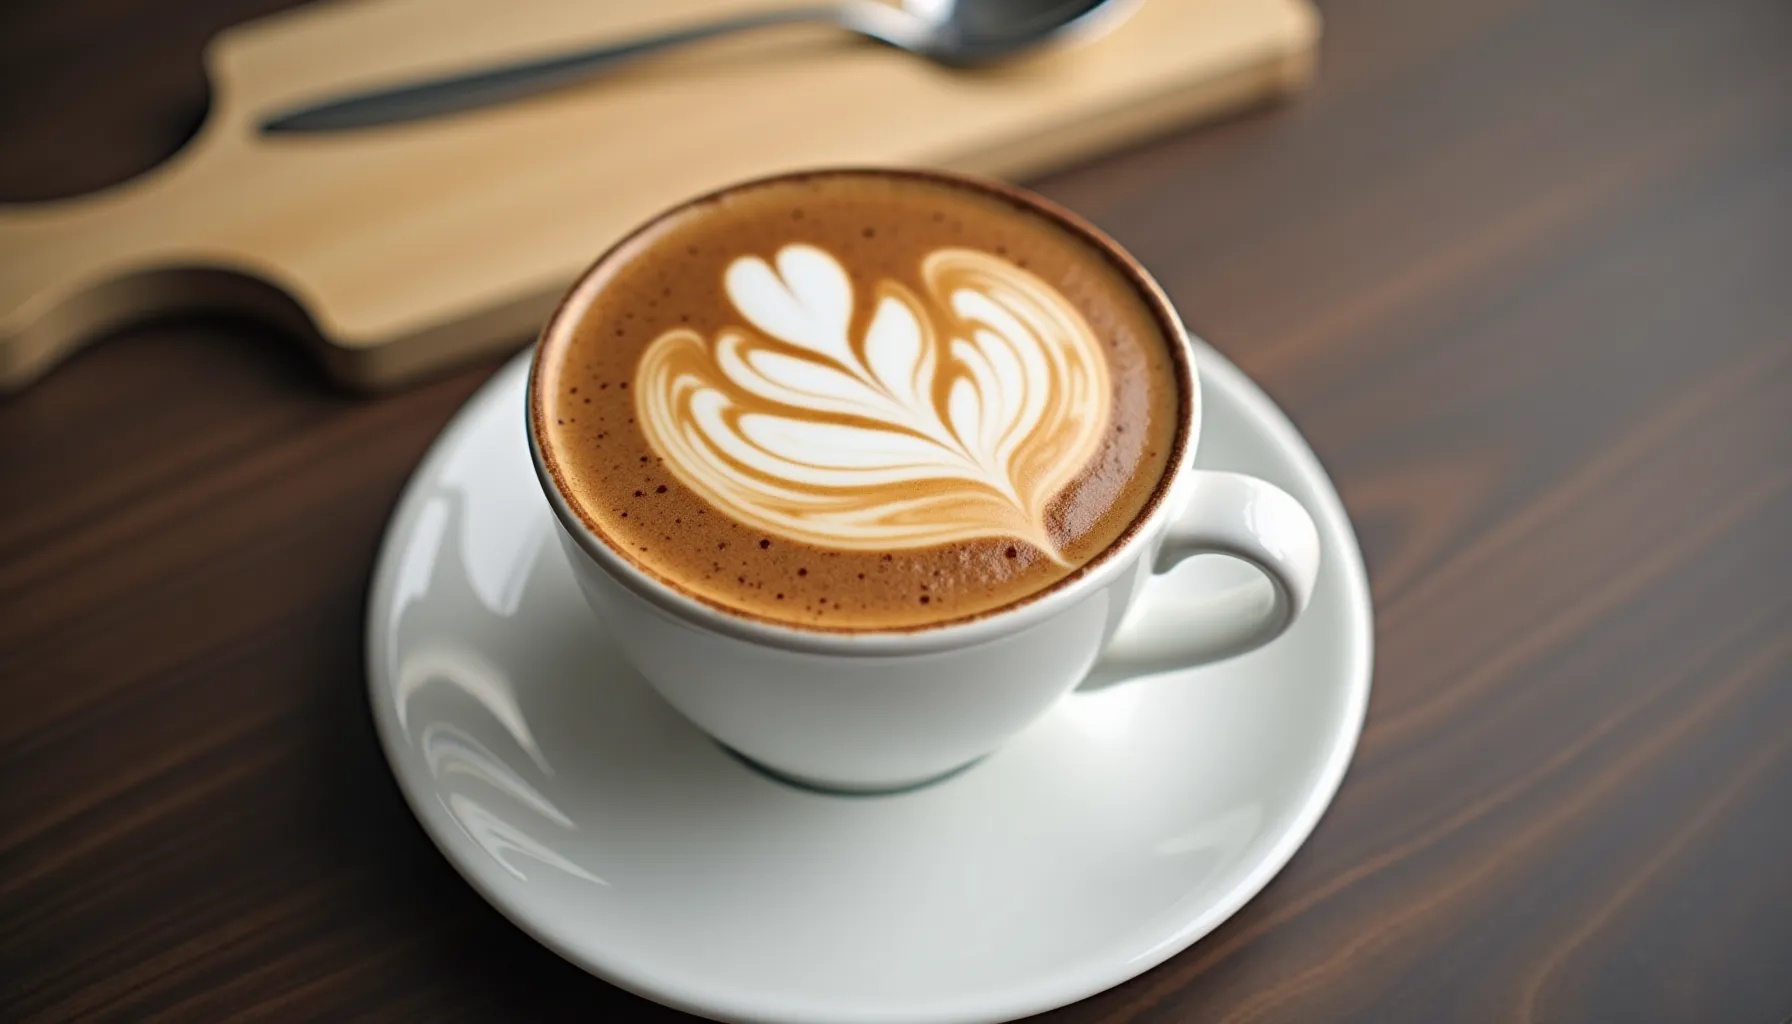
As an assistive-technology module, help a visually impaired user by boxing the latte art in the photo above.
[636,244,1112,561]
[536,170,1180,629]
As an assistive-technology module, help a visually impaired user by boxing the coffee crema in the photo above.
[535,172,1185,630]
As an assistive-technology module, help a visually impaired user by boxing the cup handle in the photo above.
[1090,470,1321,683]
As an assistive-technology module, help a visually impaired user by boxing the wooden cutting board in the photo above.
[0,0,1317,392]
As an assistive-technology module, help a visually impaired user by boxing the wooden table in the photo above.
[4,0,1789,1019]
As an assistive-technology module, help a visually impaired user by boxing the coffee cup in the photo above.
[526,168,1320,792]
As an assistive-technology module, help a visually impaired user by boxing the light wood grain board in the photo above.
[0,0,1317,391]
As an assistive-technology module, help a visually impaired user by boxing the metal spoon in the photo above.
[260,0,1132,134]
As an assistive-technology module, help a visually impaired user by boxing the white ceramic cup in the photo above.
[527,169,1321,792]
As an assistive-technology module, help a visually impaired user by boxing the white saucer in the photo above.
[366,344,1372,1024]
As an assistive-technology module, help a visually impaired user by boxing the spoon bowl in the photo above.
[907,0,1135,64]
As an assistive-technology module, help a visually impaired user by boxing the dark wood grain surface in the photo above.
[4,0,1791,1020]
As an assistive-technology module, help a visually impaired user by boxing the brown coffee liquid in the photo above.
[535,172,1184,630]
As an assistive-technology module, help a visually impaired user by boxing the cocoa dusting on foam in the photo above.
[539,173,1181,630]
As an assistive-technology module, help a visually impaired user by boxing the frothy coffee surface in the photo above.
[536,172,1183,630]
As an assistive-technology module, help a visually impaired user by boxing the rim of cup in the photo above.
[526,166,1200,657]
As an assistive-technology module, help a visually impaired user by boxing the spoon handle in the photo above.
[260,5,844,134]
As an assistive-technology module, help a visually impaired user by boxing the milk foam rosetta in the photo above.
[538,170,1182,630]
[635,244,1113,562]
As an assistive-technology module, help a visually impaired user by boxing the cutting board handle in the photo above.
[0,124,316,391]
